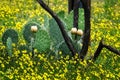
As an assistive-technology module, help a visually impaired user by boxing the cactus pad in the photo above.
[34,29,51,53]
[23,21,40,43]
[2,29,18,45]
[48,18,70,54]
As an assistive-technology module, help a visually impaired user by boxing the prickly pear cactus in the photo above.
[34,29,51,53]
[2,29,18,45]
[23,21,40,43]
[48,18,70,55]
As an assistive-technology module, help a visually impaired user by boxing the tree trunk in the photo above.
[79,0,91,59]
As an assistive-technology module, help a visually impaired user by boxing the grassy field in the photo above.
[0,0,120,79]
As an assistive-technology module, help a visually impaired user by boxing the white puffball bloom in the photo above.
[77,29,83,36]
[71,27,77,34]
[31,25,38,32]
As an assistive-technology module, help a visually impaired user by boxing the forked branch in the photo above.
[93,39,120,61]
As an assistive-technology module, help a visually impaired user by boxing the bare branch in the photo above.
[93,39,120,61]
[103,44,120,56]
[73,0,80,29]
[68,0,74,13]
[73,0,80,40]
[93,40,104,61]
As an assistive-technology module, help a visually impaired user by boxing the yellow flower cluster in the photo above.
[0,0,120,80]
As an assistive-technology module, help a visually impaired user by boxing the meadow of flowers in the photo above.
[0,0,120,79]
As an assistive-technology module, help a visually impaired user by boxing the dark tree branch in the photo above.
[93,39,120,61]
[79,0,91,59]
[68,0,74,13]
[103,44,120,55]
[73,0,80,29]
[93,40,104,61]
[73,0,80,40]
[37,0,76,56]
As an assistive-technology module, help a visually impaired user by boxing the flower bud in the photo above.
[71,28,77,34]
[77,29,83,36]
[31,25,38,32]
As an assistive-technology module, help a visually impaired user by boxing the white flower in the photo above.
[70,27,77,34]
[31,25,38,32]
[77,29,83,36]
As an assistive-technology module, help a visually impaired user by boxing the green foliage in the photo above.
[22,21,40,43]
[2,29,18,45]
[34,29,51,53]
[57,9,85,31]
[48,18,70,55]
[44,15,49,31]
[104,0,119,8]
[23,21,52,53]
[18,45,29,53]
[1,29,18,56]
[57,11,65,18]
[103,0,120,21]
[45,10,84,56]
[6,37,12,56]
[28,16,41,25]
